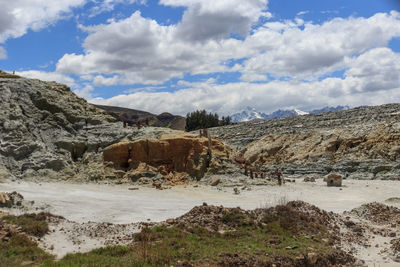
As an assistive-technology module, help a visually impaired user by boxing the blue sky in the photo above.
[0,0,400,115]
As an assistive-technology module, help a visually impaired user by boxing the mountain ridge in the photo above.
[94,104,186,131]
[230,105,350,122]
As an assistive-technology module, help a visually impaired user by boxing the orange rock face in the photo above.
[103,135,231,179]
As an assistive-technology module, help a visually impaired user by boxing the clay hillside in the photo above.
[209,103,400,180]
[95,104,186,131]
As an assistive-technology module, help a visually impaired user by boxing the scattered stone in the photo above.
[303,177,316,182]
[128,187,139,191]
[152,182,162,190]
[210,178,221,186]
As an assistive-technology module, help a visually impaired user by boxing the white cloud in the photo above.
[17,70,77,88]
[90,47,400,115]
[240,11,400,81]
[160,0,269,41]
[0,0,86,43]
[56,7,400,88]
[344,47,400,93]
[297,11,309,16]
[0,0,146,45]
[0,46,6,59]
[74,84,95,99]
[57,11,247,83]
[93,75,121,86]
[88,0,146,17]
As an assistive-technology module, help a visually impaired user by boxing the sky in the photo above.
[1,0,400,116]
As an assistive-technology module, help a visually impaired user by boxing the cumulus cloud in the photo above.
[0,0,146,44]
[240,11,400,81]
[56,8,400,88]
[0,0,86,43]
[344,47,400,93]
[0,46,6,59]
[160,0,269,41]
[17,70,77,88]
[91,47,400,115]
[57,11,246,83]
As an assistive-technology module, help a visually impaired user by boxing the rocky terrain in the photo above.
[3,189,400,266]
[95,104,186,131]
[2,70,400,185]
[209,104,400,180]
[0,71,222,186]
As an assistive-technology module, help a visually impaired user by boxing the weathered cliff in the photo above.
[103,135,232,181]
[0,72,180,181]
[210,104,400,179]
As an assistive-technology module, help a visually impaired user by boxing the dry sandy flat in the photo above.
[0,179,399,223]
[1,179,400,264]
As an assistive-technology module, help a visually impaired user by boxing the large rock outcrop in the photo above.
[240,122,400,179]
[0,72,181,181]
[103,135,232,179]
[208,103,400,179]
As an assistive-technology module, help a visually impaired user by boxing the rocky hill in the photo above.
[209,104,400,179]
[95,105,186,131]
[0,72,183,182]
[0,72,234,185]
[2,70,400,182]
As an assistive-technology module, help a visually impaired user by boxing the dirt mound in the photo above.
[348,202,400,224]
[160,201,355,266]
[170,201,340,234]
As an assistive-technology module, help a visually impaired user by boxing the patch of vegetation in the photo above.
[0,229,53,267]
[3,213,50,237]
[46,213,343,266]
[185,109,231,131]
[0,204,354,266]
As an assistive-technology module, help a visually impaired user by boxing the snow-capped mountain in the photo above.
[230,106,350,123]
[230,106,268,122]
[230,107,308,122]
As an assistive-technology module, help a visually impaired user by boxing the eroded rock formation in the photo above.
[240,123,400,179]
[103,135,232,180]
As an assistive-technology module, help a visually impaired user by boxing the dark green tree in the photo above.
[185,109,220,131]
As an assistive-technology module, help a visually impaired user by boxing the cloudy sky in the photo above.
[1,0,400,115]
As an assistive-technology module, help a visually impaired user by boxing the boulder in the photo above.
[326,173,343,187]
[210,178,221,186]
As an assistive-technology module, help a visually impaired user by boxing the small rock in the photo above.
[210,178,221,186]
[166,219,174,224]
[307,252,318,265]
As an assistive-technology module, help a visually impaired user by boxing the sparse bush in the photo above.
[3,213,50,237]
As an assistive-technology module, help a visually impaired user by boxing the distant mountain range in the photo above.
[94,104,186,130]
[230,106,350,123]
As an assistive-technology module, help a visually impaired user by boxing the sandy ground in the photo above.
[1,179,399,223]
[1,179,400,263]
